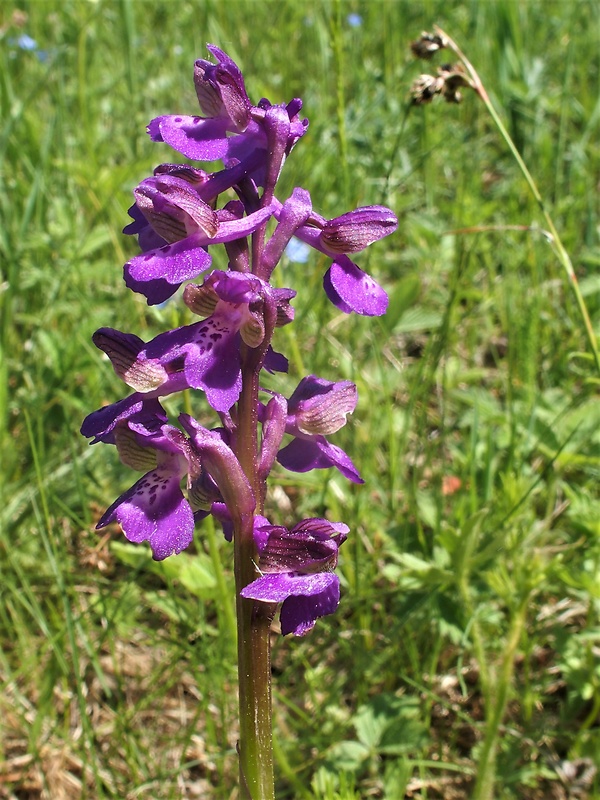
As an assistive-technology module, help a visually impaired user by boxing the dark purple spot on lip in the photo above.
[174,117,182,123]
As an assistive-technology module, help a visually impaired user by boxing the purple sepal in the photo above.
[123,202,149,235]
[263,346,288,374]
[195,45,252,129]
[287,375,357,435]
[319,206,398,254]
[324,256,388,316]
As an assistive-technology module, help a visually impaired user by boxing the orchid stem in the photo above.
[434,25,600,377]
[233,354,275,800]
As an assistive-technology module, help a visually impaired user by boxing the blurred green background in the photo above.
[1,1,599,798]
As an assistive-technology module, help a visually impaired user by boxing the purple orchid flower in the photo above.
[88,271,289,414]
[96,422,197,561]
[270,197,397,316]
[147,44,308,185]
[83,42,398,655]
[89,403,258,560]
[240,517,348,636]
[123,174,275,304]
[258,376,363,483]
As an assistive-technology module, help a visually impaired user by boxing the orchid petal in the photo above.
[324,256,388,316]
[97,461,194,561]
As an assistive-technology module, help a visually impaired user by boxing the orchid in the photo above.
[82,44,396,798]
[241,516,348,636]
[97,423,196,561]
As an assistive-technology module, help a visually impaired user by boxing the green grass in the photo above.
[1,1,599,798]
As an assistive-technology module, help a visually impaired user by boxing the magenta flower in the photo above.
[123,173,275,304]
[240,517,348,635]
[87,271,289,414]
[147,44,308,185]
[96,422,196,561]
[258,376,363,483]
[90,406,258,561]
[83,43,397,656]
[270,196,396,316]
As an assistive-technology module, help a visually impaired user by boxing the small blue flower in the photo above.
[347,13,363,28]
[16,34,38,51]
[8,34,49,62]
[284,237,311,264]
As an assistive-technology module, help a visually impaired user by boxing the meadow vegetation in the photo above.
[0,1,598,798]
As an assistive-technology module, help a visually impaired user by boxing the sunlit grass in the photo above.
[1,1,598,798]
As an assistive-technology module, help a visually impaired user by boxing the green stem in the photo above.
[233,350,275,800]
[456,519,490,701]
[458,529,528,800]
[331,0,350,205]
[205,514,237,643]
[434,25,600,377]
[471,601,527,800]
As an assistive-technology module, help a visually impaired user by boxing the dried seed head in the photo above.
[410,74,445,105]
[439,63,470,104]
[410,64,471,106]
[410,31,447,60]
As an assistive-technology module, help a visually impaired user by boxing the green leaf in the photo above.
[326,741,370,772]
[381,273,421,332]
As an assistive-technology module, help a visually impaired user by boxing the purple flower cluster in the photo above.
[82,45,396,635]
